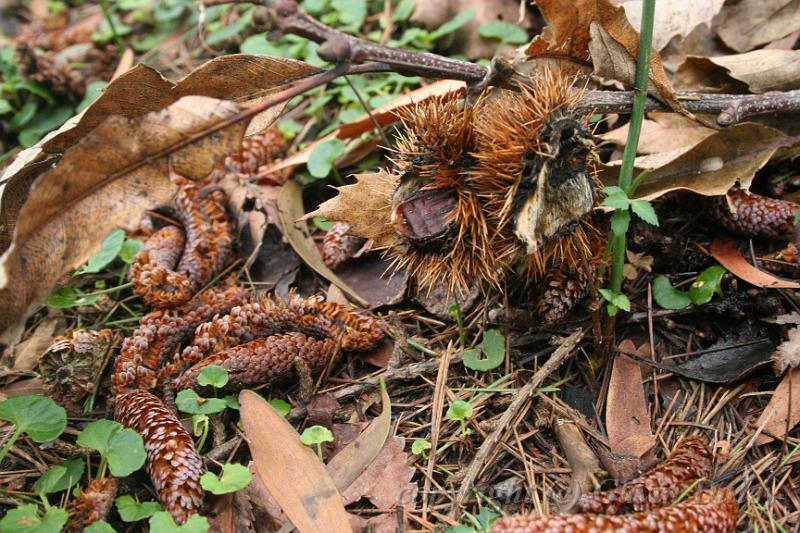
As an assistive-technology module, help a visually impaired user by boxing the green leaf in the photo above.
[200,463,253,494]
[598,289,631,313]
[478,21,528,44]
[601,189,630,210]
[411,438,431,455]
[0,98,12,114]
[76,419,146,477]
[307,138,345,178]
[77,81,107,113]
[175,389,228,414]
[0,504,69,533]
[431,10,475,39]
[630,200,659,226]
[277,118,303,140]
[331,0,366,28]
[610,209,631,237]
[197,365,229,388]
[10,99,39,130]
[79,229,125,274]
[392,0,416,22]
[118,238,144,264]
[149,512,209,533]
[462,329,505,372]
[0,395,66,442]
[795,208,800,225]
[269,398,291,417]
[300,425,334,446]
[47,287,100,308]
[35,458,84,496]
[17,104,74,147]
[689,265,726,305]
[446,400,473,421]
[312,216,335,232]
[223,395,240,410]
[85,521,116,533]
[115,495,163,522]
[652,276,691,310]
[444,526,477,533]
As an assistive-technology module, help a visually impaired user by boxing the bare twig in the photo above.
[450,329,585,516]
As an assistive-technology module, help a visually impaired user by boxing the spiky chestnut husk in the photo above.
[713,186,798,239]
[577,436,712,515]
[174,291,384,377]
[322,222,366,270]
[386,71,597,294]
[207,127,290,184]
[128,175,233,309]
[174,332,337,392]
[491,489,737,533]
[40,329,115,413]
[112,283,248,395]
[115,390,203,524]
[69,477,118,530]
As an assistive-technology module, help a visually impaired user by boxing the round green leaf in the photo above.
[300,425,334,446]
[149,512,209,533]
[118,238,144,264]
[411,438,431,455]
[34,458,84,496]
[652,276,691,310]
[115,495,163,522]
[446,400,473,421]
[200,463,253,494]
[478,21,528,44]
[689,265,726,305]
[175,389,228,415]
[197,365,229,388]
[76,419,123,456]
[106,427,146,477]
[0,504,68,533]
[79,229,125,274]
[85,521,116,533]
[0,395,66,442]
[268,398,291,417]
[307,138,345,178]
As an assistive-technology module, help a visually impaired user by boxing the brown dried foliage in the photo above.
[69,477,118,529]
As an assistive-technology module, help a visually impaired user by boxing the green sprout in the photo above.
[34,458,85,508]
[462,329,506,372]
[446,400,473,438]
[300,425,334,459]
[75,419,146,478]
[115,495,163,522]
[411,438,432,460]
[200,463,253,494]
[149,511,209,533]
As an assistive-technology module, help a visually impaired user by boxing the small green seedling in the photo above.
[463,329,505,372]
[0,504,69,533]
[85,521,116,533]
[0,395,66,464]
[115,495,163,522]
[149,511,209,533]
[76,419,146,478]
[411,438,432,460]
[300,425,334,459]
[653,266,727,310]
[175,389,228,415]
[200,463,253,494]
[307,138,345,179]
[77,228,143,274]
[269,398,292,417]
[478,21,528,46]
[197,365,229,391]
[446,400,473,438]
[598,288,631,317]
[448,297,466,348]
[34,458,85,507]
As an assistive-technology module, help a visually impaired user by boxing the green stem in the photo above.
[97,456,108,479]
[316,443,323,459]
[97,0,125,53]
[608,0,656,297]
[0,427,22,464]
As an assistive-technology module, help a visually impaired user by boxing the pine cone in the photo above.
[322,222,365,270]
[69,477,118,530]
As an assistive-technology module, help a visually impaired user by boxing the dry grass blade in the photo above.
[239,390,351,533]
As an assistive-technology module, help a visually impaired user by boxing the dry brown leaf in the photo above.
[621,123,787,201]
[711,239,800,289]
[11,317,64,371]
[340,436,417,510]
[606,341,656,458]
[599,113,715,155]
[717,0,800,53]
[265,80,464,175]
[773,326,800,375]
[0,96,249,343]
[304,172,397,249]
[240,390,352,533]
[332,256,408,309]
[553,420,603,493]
[327,380,391,491]
[527,0,680,110]
[754,368,800,446]
[679,50,800,94]
[613,0,724,51]
[277,180,368,306]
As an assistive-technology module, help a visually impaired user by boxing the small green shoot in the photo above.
[462,329,505,372]
[75,419,146,478]
[307,138,345,179]
[411,438,432,460]
[200,463,253,494]
[149,511,209,533]
[795,208,800,225]
[85,521,116,533]
[311,216,336,232]
[448,296,466,348]
[115,495,163,522]
[598,288,631,317]
[0,395,67,464]
[175,389,228,415]
[34,458,85,506]
[269,398,292,417]
[0,504,69,533]
[300,425,334,459]
[653,266,727,310]
[461,506,502,533]
[446,400,473,438]
[197,364,229,390]
[192,414,211,451]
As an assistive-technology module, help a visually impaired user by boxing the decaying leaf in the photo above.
[599,113,715,155]
[607,341,656,458]
[710,239,800,289]
[9,317,64,371]
[614,0,724,51]
[553,419,604,494]
[240,390,351,533]
[773,326,800,375]
[276,180,368,306]
[527,0,680,110]
[340,436,417,510]
[754,368,800,446]
[0,96,249,343]
[331,255,408,309]
[677,50,800,94]
[304,172,398,249]
[716,0,800,53]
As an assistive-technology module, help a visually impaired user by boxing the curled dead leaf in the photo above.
[607,341,656,458]
[616,0,724,52]
[710,239,800,289]
[772,326,800,375]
